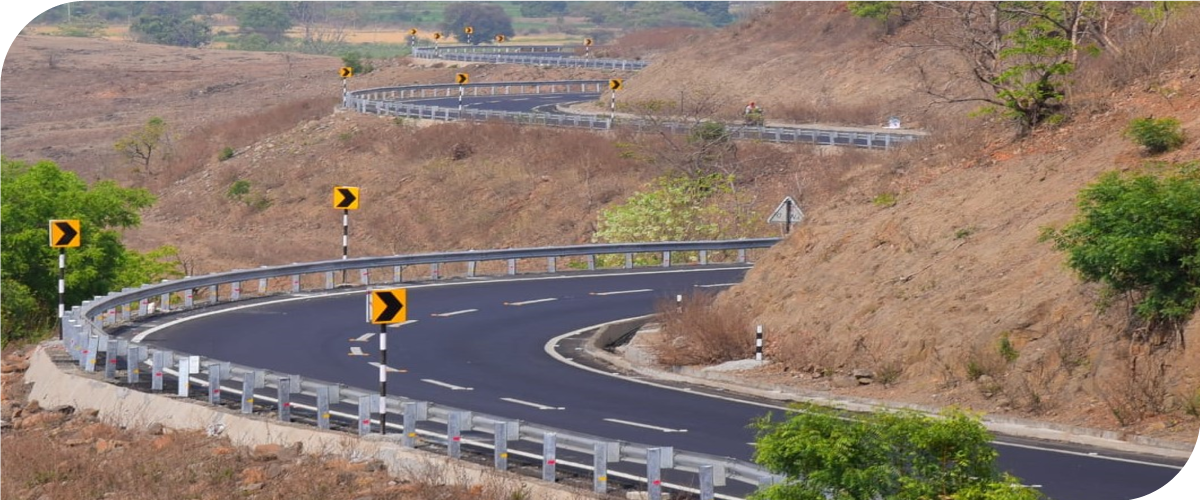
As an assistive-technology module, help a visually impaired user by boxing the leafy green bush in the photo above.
[872,192,898,207]
[340,51,374,76]
[226,179,251,200]
[1125,116,1185,154]
[1043,162,1200,326]
[998,333,1019,363]
[218,147,235,161]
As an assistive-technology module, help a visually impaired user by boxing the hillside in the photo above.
[4,1,1199,447]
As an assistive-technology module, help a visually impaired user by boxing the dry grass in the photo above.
[651,292,754,366]
[1099,353,1173,427]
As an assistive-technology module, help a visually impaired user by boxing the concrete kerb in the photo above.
[23,342,591,500]
[578,318,1195,461]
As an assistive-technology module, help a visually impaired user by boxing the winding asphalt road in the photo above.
[136,268,1188,500]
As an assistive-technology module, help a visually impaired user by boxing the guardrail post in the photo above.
[467,261,476,277]
[430,263,441,280]
[647,447,663,499]
[231,282,241,301]
[258,277,268,295]
[183,288,193,307]
[104,344,118,379]
[448,411,463,458]
[177,357,191,397]
[738,248,747,263]
[325,271,334,290]
[316,386,330,430]
[159,292,171,312]
[542,432,557,482]
[85,335,99,372]
[507,258,516,275]
[291,275,300,292]
[547,256,556,273]
[700,465,715,500]
[360,269,370,286]
[277,377,291,422]
[138,298,148,316]
[151,350,165,390]
[208,365,222,404]
[494,421,508,470]
[625,253,633,269]
[393,266,403,283]
[663,251,671,268]
[241,376,255,413]
[403,401,418,447]
[208,285,218,305]
[358,396,373,436]
[121,304,131,322]
[126,346,142,384]
[587,255,595,271]
[593,442,608,493]
[700,250,708,265]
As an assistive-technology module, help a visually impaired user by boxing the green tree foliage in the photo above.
[518,1,569,18]
[593,173,732,244]
[232,2,293,43]
[114,117,170,173]
[847,1,899,21]
[130,14,212,47]
[55,14,107,37]
[340,51,374,76]
[1,158,181,343]
[1044,163,1200,326]
[442,3,514,45]
[1125,116,1186,154]
[752,405,1042,500]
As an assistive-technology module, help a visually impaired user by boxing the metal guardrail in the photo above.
[60,240,784,499]
[345,82,922,149]
[412,44,649,70]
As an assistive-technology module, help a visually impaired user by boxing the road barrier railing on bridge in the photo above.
[61,240,784,499]
[345,81,923,150]
[412,45,649,70]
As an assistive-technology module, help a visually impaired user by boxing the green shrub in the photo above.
[226,179,251,200]
[340,51,374,76]
[998,333,1019,363]
[1125,116,1185,154]
[218,147,235,161]
[872,192,897,207]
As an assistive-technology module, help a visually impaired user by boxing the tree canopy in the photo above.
[130,14,212,48]
[752,405,1041,500]
[232,2,293,43]
[442,3,514,45]
[1,158,180,343]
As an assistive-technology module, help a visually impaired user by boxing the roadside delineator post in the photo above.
[543,432,557,482]
[756,325,765,362]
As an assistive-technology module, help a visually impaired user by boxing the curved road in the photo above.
[137,268,1188,500]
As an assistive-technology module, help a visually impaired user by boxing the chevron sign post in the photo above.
[49,219,81,339]
[368,288,407,434]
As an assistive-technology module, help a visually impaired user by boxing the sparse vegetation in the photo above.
[218,146,235,161]
[1125,116,1186,154]
[872,192,897,207]
[339,51,374,76]
[998,333,1019,363]
[114,117,170,174]
[652,292,753,366]
[225,179,273,213]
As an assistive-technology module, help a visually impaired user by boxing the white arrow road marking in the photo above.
[421,379,473,391]
[368,362,406,373]
[504,298,557,306]
[348,347,368,356]
[431,309,477,317]
[589,289,653,296]
[350,333,376,342]
[695,283,738,288]
[501,397,565,410]
[603,418,687,433]
[388,320,419,328]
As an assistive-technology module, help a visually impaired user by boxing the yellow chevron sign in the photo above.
[49,219,81,248]
[609,79,623,91]
[339,67,353,78]
[456,73,469,85]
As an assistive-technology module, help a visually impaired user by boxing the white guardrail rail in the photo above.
[412,44,650,70]
[344,79,922,149]
[60,240,785,500]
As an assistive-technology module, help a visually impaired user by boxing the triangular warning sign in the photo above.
[768,197,803,224]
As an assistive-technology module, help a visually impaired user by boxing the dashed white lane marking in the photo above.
[504,298,557,306]
[348,346,368,356]
[368,362,406,373]
[350,333,376,342]
[695,283,738,288]
[589,289,653,296]
[603,418,687,433]
[388,320,419,328]
[431,309,477,317]
[500,397,565,410]
[993,441,1184,469]
[421,378,473,391]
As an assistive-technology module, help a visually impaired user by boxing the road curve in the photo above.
[137,268,1187,500]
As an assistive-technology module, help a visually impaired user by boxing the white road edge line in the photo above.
[544,317,1190,467]
[131,266,748,343]
[603,417,687,433]
[504,298,557,306]
[430,309,477,317]
[500,397,565,410]
[992,440,1183,470]
[695,282,738,288]
[421,378,473,391]
[590,289,653,296]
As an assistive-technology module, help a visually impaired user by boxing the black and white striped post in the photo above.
[333,186,359,282]
[57,248,65,337]
[379,323,388,434]
[755,325,764,362]
[608,79,623,121]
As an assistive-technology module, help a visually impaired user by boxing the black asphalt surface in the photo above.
[138,268,1188,500]
[402,92,598,114]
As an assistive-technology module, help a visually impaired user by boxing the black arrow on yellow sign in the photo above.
[370,289,407,324]
[333,186,359,210]
[339,67,353,78]
[49,220,81,248]
[456,73,469,85]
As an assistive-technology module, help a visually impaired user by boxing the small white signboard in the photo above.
[768,196,804,224]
